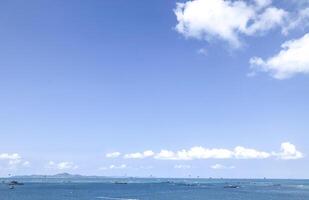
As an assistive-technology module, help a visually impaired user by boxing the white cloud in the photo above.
[0,153,30,169]
[47,161,78,170]
[154,146,260,160]
[8,159,22,166]
[106,152,121,158]
[254,0,272,8]
[211,164,235,170]
[154,150,177,160]
[283,7,309,35]
[244,7,287,35]
[174,0,287,47]
[0,153,21,160]
[184,147,234,159]
[234,146,271,159]
[111,164,126,169]
[174,164,191,169]
[275,142,303,160]
[250,33,309,79]
[99,164,127,170]
[154,147,234,160]
[175,147,234,160]
[120,142,303,161]
[124,150,154,159]
[22,161,31,167]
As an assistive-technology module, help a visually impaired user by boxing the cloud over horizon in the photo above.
[106,152,121,158]
[47,161,78,170]
[107,142,303,161]
[124,150,155,159]
[275,142,304,160]
[211,164,235,170]
[0,153,30,169]
[99,164,127,170]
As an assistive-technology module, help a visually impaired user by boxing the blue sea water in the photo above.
[1,178,309,200]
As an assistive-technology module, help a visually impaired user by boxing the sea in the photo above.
[1,178,309,200]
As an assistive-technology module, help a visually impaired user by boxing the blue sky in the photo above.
[0,0,309,178]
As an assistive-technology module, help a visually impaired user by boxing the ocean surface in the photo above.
[1,178,309,200]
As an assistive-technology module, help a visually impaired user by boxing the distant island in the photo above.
[5,173,107,179]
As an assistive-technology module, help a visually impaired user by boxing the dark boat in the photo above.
[8,181,24,186]
[114,181,128,184]
[224,185,240,189]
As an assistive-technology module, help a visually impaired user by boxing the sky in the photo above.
[0,0,309,178]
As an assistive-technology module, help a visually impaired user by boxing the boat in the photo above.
[8,181,24,186]
[224,185,240,189]
[114,181,128,184]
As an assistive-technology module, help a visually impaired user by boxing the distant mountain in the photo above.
[51,173,83,178]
